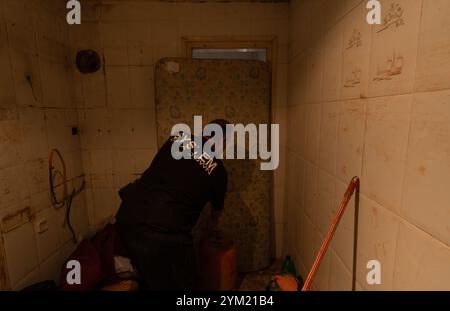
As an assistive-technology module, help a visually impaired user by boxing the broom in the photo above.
[301,176,360,291]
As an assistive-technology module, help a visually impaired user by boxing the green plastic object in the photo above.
[281,255,297,276]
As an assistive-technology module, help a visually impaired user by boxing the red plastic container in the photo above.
[197,234,237,291]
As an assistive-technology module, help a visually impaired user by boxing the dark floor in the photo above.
[237,259,282,291]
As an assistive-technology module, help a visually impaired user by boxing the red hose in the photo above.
[48,148,67,207]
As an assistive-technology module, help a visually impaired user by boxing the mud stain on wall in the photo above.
[1,207,31,233]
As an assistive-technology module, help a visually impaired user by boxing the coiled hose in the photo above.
[48,148,85,243]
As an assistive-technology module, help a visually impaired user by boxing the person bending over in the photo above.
[115,119,229,290]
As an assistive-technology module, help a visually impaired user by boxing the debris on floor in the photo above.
[237,260,283,291]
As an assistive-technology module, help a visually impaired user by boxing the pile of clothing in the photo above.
[60,223,139,291]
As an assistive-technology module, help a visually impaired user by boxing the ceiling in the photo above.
[98,0,289,2]
[158,0,289,1]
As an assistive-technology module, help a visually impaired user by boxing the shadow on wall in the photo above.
[192,154,259,272]
[219,156,258,272]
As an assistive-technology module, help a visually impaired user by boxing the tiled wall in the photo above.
[0,0,289,290]
[3,0,448,292]
[72,1,289,256]
[0,0,89,289]
[285,0,450,290]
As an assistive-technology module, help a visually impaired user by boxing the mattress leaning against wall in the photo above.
[154,58,272,272]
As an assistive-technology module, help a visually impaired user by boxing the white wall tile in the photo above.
[336,100,366,183]
[79,108,110,150]
[303,161,318,223]
[316,169,336,236]
[92,188,115,225]
[34,208,60,263]
[101,22,128,66]
[275,222,284,259]
[402,90,450,246]
[110,109,134,149]
[0,0,91,290]
[312,230,331,291]
[29,190,52,215]
[294,155,306,217]
[362,95,412,212]
[131,109,157,149]
[128,22,153,66]
[23,158,47,196]
[285,152,299,216]
[134,148,157,174]
[89,149,113,175]
[82,72,107,108]
[3,222,39,287]
[328,249,352,291]
[289,0,450,291]
[322,21,343,102]
[4,0,36,54]
[8,51,42,108]
[345,0,364,13]
[287,53,307,106]
[273,186,285,226]
[301,214,316,271]
[305,48,323,104]
[39,251,62,285]
[106,66,131,109]
[368,0,422,97]
[340,2,372,100]
[274,143,286,188]
[0,46,15,104]
[393,220,450,290]
[71,193,89,236]
[319,102,339,175]
[90,173,114,190]
[18,107,48,161]
[357,195,400,290]
[130,66,154,108]
[54,206,75,246]
[415,0,450,92]
[304,104,321,164]
[44,109,72,152]
[331,179,356,271]
[13,267,41,291]
[0,120,23,169]
[0,165,28,209]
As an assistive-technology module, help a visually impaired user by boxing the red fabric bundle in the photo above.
[60,223,125,291]
[59,239,105,291]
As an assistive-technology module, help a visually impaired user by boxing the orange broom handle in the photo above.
[301,176,360,291]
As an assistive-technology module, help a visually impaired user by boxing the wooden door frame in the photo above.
[181,35,278,260]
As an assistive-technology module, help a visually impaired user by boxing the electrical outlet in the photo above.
[35,218,48,234]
